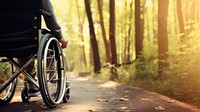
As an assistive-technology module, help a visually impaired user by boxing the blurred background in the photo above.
[41,0,200,107]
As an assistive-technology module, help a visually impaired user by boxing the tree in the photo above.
[135,0,144,61]
[127,1,133,62]
[84,0,101,73]
[109,0,118,81]
[158,0,169,76]
[124,0,133,63]
[97,0,111,63]
[177,0,185,44]
[76,0,87,67]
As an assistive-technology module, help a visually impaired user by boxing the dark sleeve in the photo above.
[42,0,63,39]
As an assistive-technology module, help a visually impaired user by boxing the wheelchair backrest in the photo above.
[0,0,42,57]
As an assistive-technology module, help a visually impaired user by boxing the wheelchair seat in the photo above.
[0,0,70,108]
[0,0,40,57]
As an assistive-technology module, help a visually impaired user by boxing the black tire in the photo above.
[37,34,66,108]
[0,62,17,105]
[21,87,30,102]
[63,87,70,103]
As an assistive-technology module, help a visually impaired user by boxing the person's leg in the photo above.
[17,56,35,76]
[17,56,39,93]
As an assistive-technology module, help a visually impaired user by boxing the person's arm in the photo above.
[42,0,68,48]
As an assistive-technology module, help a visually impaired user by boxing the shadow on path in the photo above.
[0,75,200,112]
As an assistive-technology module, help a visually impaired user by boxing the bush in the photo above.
[117,27,200,107]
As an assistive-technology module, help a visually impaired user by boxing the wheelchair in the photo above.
[0,0,70,108]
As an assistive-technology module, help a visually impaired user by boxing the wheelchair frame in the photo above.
[0,0,70,108]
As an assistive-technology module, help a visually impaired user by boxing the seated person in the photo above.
[18,0,68,94]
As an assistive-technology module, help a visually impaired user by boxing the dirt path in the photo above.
[0,73,200,112]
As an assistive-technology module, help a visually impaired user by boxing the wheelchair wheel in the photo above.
[38,34,66,108]
[0,61,17,105]
[63,82,70,103]
[21,87,30,102]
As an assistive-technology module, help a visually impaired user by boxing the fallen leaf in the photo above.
[124,90,131,93]
[88,109,98,112]
[141,98,153,101]
[119,107,128,110]
[155,106,165,110]
[97,99,110,102]
[124,95,129,98]
[115,107,132,112]
[119,98,129,101]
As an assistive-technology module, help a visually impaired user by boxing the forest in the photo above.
[49,0,200,107]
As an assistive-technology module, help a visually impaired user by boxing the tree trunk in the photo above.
[135,0,144,60]
[177,0,185,44]
[158,0,169,77]
[76,0,87,67]
[84,0,101,73]
[127,1,133,62]
[109,0,118,81]
[123,0,128,63]
[97,0,111,63]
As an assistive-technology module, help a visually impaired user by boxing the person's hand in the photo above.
[59,37,68,48]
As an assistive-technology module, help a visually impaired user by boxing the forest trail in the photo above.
[0,73,199,112]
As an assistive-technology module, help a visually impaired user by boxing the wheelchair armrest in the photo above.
[39,9,51,17]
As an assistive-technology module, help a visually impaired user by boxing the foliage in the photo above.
[166,27,200,105]
[0,59,12,82]
[116,25,200,106]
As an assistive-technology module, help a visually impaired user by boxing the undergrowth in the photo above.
[98,27,200,107]
[116,28,200,107]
